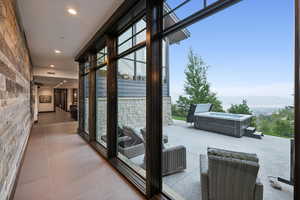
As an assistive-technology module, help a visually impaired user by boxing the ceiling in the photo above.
[17,0,124,73]
[34,76,78,88]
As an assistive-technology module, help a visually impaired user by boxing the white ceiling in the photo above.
[34,76,78,88]
[17,0,124,73]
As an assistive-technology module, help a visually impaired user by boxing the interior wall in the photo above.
[0,0,33,199]
[67,88,73,111]
[33,84,38,121]
[38,86,54,112]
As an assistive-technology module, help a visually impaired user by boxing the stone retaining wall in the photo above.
[84,97,172,140]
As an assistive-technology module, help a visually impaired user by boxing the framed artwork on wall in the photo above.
[39,95,52,103]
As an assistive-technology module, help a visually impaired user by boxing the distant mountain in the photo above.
[219,96,293,115]
[170,94,293,115]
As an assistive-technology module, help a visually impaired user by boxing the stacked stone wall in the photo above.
[0,0,33,199]
[92,97,172,139]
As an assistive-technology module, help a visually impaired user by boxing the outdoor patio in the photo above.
[131,120,294,200]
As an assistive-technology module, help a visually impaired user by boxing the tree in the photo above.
[227,100,252,114]
[272,119,293,137]
[176,48,223,116]
[171,103,186,117]
[227,100,256,127]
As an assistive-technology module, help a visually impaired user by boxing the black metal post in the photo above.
[146,0,163,197]
[88,52,97,141]
[106,36,118,159]
[78,61,85,134]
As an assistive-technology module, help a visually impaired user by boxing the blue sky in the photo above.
[167,0,294,107]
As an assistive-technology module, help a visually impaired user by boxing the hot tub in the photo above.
[194,112,252,137]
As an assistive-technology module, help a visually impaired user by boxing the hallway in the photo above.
[37,107,75,125]
[13,119,145,200]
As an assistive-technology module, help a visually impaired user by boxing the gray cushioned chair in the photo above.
[140,128,186,176]
[200,148,263,200]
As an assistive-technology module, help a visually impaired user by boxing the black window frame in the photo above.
[75,0,299,200]
[95,46,109,148]
[115,15,147,178]
[80,60,90,137]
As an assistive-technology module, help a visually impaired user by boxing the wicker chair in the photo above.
[200,148,263,200]
[140,128,186,176]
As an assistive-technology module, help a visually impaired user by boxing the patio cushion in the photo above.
[208,147,259,162]
[195,103,212,113]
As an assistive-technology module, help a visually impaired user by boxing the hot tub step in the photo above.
[246,126,256,133]
[245,131,263,139]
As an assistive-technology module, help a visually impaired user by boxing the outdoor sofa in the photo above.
[200,147,263,200]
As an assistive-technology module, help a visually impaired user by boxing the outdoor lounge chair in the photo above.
[101,126,169,159]
[186,103,212,123]
[140,128,186,176]
[200,147,263,200]
[118,126,145,159]
[101,126,145,159]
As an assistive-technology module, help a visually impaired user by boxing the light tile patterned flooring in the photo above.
[37,107,75,125]
[13,111,145,200]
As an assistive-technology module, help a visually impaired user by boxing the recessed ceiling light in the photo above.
[50,65,55,68]
[67,8,77,15]
[54,50,61,54]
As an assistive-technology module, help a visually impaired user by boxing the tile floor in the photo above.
[37,107,75,125]
[13,111,145,200]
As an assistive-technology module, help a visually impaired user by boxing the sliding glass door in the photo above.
[83,62,89,134]
[95,47,108,147]
[76,0,297,199]
[116,18,147,177]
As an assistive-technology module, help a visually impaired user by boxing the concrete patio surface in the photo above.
[131,120,294,200]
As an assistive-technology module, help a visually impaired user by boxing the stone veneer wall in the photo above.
[94,97,172,139]
[0,1,33,199]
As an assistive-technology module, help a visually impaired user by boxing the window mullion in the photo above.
[145,0,163,197]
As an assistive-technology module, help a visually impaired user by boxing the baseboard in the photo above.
[38,111,55,113]
[8,123,33,200]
